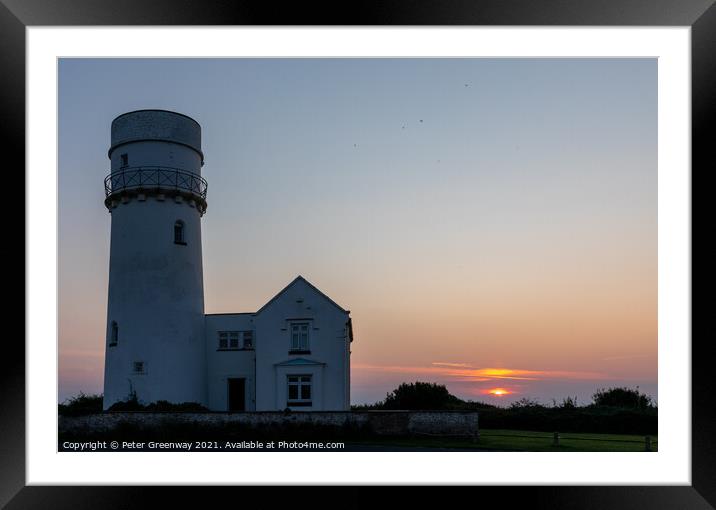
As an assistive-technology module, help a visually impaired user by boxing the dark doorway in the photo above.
[227,378,246,412]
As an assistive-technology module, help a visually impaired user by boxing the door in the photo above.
[227,378,246,412]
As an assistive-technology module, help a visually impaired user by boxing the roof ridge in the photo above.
[255,275,348,315]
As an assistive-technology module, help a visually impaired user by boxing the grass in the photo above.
[346,429,658,452]
[476,429,657,451]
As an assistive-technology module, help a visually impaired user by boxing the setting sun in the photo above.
[486,388,512,397]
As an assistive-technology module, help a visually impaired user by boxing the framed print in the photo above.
[4,0,712,506]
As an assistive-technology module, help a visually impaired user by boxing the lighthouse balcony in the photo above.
[104,166,208,214]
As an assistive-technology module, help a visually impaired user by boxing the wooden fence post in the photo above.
[553,432,560,446]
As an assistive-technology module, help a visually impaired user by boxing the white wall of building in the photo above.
[103,110,207,409]
[109,140,202,175]
[205,314,256,411]
[253,277,352,411]
[109,109,203,167]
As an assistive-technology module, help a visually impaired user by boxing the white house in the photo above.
[102,109,353,412]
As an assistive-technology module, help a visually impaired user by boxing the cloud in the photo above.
[467,368,607,381]
[352,363,608,382]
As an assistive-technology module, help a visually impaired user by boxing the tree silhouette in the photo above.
[381,381,463,410]
[591,386,655,409]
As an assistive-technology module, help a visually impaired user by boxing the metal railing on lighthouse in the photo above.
[103,166,208,213]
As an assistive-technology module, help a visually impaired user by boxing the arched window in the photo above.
[109,321,118,346]
[174,220,186,244]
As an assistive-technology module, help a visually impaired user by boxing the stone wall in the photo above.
[59,411,479,439]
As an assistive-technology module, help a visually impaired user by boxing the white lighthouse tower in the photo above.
[102,110,208,409]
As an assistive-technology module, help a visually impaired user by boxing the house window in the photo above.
[290,323,309,352]
[174,220,186,244]
[287,375,312,407]
[243,330,254,349]
[218,331,253,350]
[133,361,145,374]
[120,153,128,167]
[109,321,118,346]
[229,331,239,349]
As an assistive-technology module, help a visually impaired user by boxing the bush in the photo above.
[591,387,655,409]
[58,392,103,416]
[353,382,496,411]
[551,396,578,409]
[58,383,209,414]
[509,397,544,410]
[106,388,142,412]
[381,382,464,410]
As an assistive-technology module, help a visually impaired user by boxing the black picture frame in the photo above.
[3,0,711,506]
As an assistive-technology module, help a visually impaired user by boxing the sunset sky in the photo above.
[58,58,657,405]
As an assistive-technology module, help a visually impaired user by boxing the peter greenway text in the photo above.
[60,440,346,452]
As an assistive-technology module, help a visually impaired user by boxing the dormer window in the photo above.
[174,220,186,245]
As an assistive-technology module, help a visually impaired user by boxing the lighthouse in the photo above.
[102,110,208,409]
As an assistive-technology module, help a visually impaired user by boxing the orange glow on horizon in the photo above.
[352,363,609,382]
[485,387,512,397]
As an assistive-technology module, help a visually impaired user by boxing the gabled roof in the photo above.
[255,275,349,316]
[274,358,326,366]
